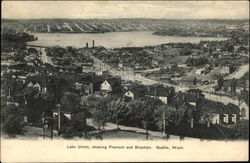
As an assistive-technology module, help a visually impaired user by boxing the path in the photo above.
[91,24,98,29]
[56,24,61,30]
[64,22,73,32]
[86,119,200,141]
[104,23,120,31]
[74,23,86,32]
[82,24,93,31]
[47,24,51,33]
[225,64,249,80]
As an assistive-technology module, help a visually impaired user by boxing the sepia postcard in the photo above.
[1,0,249,162]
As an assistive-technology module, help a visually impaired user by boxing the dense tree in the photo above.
[28,48,38,54]
[155,105,177,138]
[61,92,79,112]
[108,98,127,129]
[46,46,67,58]
[2,104,25,137]
[180,48,192,56]
[87,96,113,130]
[186,56,209,67]
[131,97,162,139]
[1,31,35,52]
[232,120,249,139]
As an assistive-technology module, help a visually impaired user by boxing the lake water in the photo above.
[27,31,228,49]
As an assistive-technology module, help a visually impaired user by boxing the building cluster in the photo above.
[2,37,247,128]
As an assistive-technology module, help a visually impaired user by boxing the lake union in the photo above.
[27,31,228,49]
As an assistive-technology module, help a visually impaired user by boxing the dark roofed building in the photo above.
[74,73,95,95]
[25,75,53,93]
[200,100,240,125]
[145,85,175,104]
[174,91,202,108]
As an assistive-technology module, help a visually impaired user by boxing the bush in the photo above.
[61,119,86,139]
[232,120,249,139]
[2,105,25,137]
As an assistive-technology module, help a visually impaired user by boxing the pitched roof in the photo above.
[25,75,52,87]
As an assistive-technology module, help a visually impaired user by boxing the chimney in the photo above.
[92,40,95,48]
[86,42,89,48]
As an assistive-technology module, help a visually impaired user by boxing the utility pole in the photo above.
[42,112,45,139]
[50,120,53,140]
[57,104,61,135]
[162,106,166,137]
[42,125,45,139]
[24,92,28,123]
[80,103,88,139]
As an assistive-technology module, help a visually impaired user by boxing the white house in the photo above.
[34,82,42,91]
[125,91,135,100]
[158,96,168,104]
[211,114,220,124]
[27,82,34,87]
[100,80,112,92]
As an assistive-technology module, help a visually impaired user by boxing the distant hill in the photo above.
[1,18,248,35]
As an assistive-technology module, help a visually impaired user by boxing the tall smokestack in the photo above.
[86,42,89,48]
[92,40,95,48]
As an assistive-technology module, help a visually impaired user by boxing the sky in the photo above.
[2,1,249,19]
